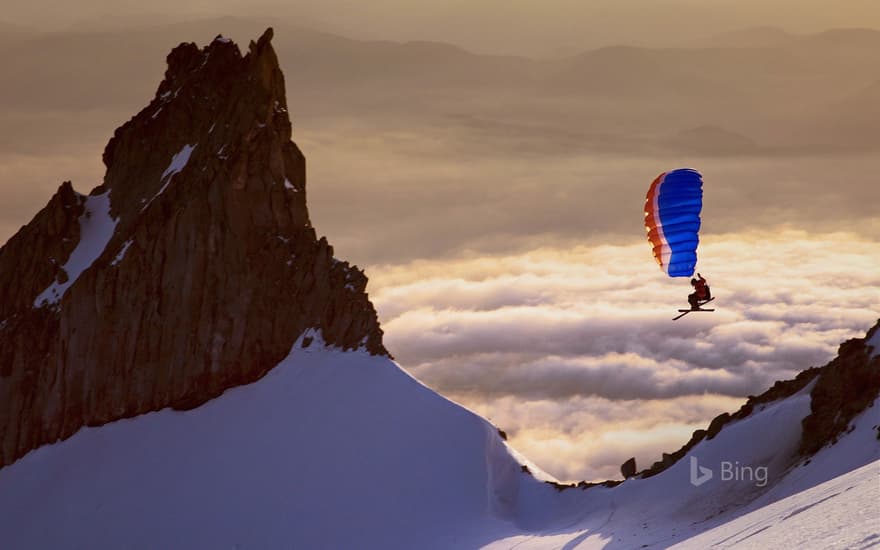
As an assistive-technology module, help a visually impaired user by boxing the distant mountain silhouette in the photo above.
[0,17,878,170]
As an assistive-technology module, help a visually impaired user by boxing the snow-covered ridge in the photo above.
[33,190,118,307]
[0,337,566,549]
[488,391,880,549]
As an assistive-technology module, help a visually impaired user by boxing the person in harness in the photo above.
[688,273,711,310]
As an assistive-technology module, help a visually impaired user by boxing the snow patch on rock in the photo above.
[142,144,197,211]
[162,144,197,180]
[866,328,880,359]
[34,190,118,307]
[111,239,133,267]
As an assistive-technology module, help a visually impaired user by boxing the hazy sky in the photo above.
[1,7,878,480]
[4,0,880,54]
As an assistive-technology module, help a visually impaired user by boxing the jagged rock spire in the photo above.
[0,29,386,468]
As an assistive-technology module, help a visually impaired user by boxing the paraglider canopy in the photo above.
[644,169,703,277]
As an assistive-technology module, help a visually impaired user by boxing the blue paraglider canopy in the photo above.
[644,168,703,278]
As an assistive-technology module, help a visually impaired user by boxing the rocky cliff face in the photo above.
[0,28,387,468]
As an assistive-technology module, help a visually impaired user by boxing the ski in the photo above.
[672,298,715,320]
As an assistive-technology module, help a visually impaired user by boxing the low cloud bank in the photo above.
[369,231,879,479]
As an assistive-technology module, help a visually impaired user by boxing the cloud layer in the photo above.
[368,231,879,479]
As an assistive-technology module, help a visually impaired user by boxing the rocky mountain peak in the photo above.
[103,28,302,228]
[0,28,386,468]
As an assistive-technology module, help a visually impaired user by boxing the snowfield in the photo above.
[487,383,880,549]
[0,336,877,549]
[0,333,576,549]
[670,460,880,550]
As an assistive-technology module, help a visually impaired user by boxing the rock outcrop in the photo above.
[636,319,879,479]
[799,322,880,455]
[0,29,387,468]
[545,319,879,489]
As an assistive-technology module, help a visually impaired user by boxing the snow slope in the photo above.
[0,334,876,549]
[0,333,576,549]
[671,460,880,550]
[487,388,880,549]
